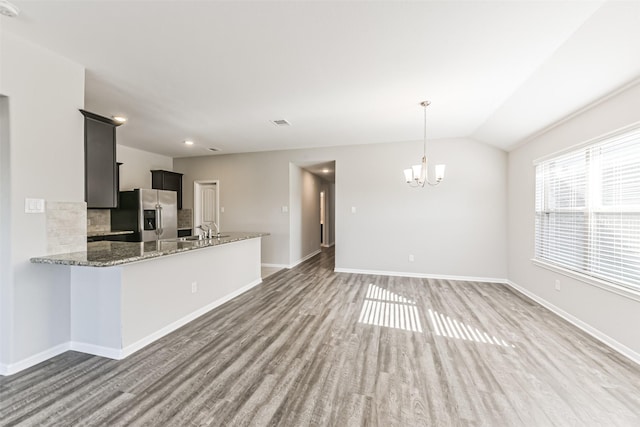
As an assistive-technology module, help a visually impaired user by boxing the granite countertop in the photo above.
[86,230,135,238]
[31,232,269,267]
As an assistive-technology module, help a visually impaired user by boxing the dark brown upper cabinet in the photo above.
[81,110,123,208]
[151,170,183,209]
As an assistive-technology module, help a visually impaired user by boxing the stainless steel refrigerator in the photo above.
[111,189,178,241]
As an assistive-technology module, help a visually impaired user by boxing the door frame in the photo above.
[193,180,220,235]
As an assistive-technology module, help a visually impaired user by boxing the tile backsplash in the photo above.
[46,201,87,254]
[178,208,193,229]
[88,208,192,231]
[87,209,110,233]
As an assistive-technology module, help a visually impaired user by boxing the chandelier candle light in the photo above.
[404,101,445,187]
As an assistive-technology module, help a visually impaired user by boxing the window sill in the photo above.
[530,258,640,303]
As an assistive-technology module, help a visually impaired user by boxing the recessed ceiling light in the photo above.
[112,116,127,124]
[0,1,20,18]
[184,140,194,146]
[322,169,330,173]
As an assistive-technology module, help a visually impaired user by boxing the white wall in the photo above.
[117,144,173,190]
[289,165,322,265]
[289,163,301,265]
[335,139,507,278]
[175,151,291,267]
[508,81,640,360]
[327,183,336,245]
[300,168,321,259]
[0,95,10,366]
[328,182,335,245]
[0,31,85,370]
[175,137,508,279]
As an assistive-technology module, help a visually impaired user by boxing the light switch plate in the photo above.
[281,206,289,213]
[25,198,45,213]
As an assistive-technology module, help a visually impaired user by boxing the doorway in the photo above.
[319,181,335,249]
[193,180,219,236]
[320,191,326,245]
[288,160,335,270]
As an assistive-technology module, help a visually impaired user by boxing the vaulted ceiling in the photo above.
[4,1,640,157]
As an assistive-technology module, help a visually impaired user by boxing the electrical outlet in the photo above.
[221,207,225,213]
[555,279,561,291]
[191,281,198,293]
[409,254,415,262]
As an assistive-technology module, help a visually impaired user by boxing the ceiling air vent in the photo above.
[270,119,291,127]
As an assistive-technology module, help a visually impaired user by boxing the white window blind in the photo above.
[535,127,640,291]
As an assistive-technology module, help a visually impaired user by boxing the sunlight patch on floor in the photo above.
[428,308,515,348]
[358,283,423,332]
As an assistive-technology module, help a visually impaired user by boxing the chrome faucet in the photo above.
[197,224,212,239]
[210,221,220,238]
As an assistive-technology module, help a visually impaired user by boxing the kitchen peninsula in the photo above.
[31,232,268,360]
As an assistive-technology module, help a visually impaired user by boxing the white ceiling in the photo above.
[4,1,640,158]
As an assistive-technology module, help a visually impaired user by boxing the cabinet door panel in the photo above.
[151,170,183,209]
[163,173,181,192]
[85,118,117,208]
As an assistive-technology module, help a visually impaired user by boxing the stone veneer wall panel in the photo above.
[87,209,110,233]
[178,208,193,229]
[46,201,87,254]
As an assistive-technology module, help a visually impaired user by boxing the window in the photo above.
[535,127,640,292]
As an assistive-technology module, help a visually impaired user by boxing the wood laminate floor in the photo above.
[2,247,640,426]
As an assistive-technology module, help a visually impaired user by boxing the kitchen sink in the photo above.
[174,234,230,242]
[179,235,203,241]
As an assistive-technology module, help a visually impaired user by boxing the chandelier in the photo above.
[404,101,445,187]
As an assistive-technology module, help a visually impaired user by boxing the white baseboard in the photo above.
[0,342,70,376]
[85,277,265,360]
[505,280,640,366]
[288,249,322,269]
[119,277,263,359]
[333,267,507,284]
[69,342,123,360]
[73,278,264,360]
[321,243,335,248]
[261,263,288,269]
[1,278,264,374]
[7,272,636,376]
[264,248,325,270]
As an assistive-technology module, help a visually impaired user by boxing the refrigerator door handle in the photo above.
[156,205,163,236]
